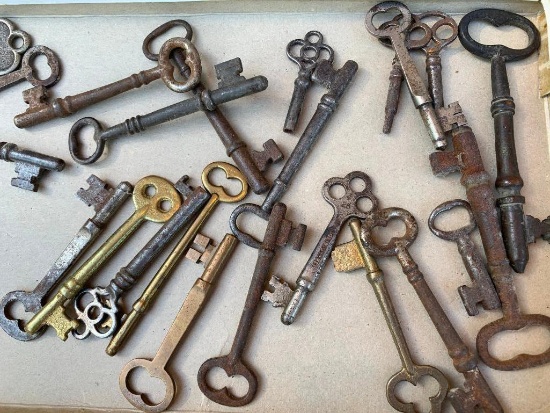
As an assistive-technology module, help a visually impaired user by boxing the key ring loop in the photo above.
[458,9,540,62]
[413,11,458,54]
[321,171,378,218]
[157,37,201,93]
[22,45,61,88]
[229,203,270,249]
[378,15,431,50]
[202,161,248,203]
[68,117,106,165]
[142,19,194,61]
[428,199,477,242]
[286,31,334,70]
[0,18,31,75]
[365,1,413,38]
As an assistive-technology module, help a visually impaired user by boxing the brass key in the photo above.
[106,162,248,355]
[25,176,182,340]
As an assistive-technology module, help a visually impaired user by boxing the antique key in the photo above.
[428,199,501,316]
[332,218,448,413]
[278,171,379,325]
[198,203,306,407]
[119,234,237,413]
[0,45,60,93]
[0,141,65,191]
[25,175,183,340]
[230,58,358,247]
[106,162,248,355]
[459,9,542,273]
[361,207,503,412]
[284,30,334,133]
[0,18,31,75]
[68,58,268,165]
[73,183,210,340]
[14,21,200,128]
[0,175,132,341]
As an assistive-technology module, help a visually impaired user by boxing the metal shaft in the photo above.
[0,142,64,171]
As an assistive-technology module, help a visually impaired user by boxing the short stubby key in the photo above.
[198,203,306,407]
[25,175,183,340]
[332,218,449,413]
[0,18,31,75]
[428,199,501,316]
[0,141,65,191]
[14,20,201,128]
[119,234,237,413]
[0,175,132,341]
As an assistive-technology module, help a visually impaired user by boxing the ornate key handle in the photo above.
[365,2,413,39]
[202,161,248,204]
[287,31,334,69]
[0,18,31,75]
[413,11,458,55]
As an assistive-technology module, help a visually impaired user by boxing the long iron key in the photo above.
[106,162,248,355]
[332,218,448,413]
[428,199,501,316]
[119,234,237,413]
[361,207,503,413]
[0,141,65,191]
[197,203,306,407]
[68,58,268,165]
[14,20,201,128]
[0,18,31,75]
[72,184,209,340]
[0,175,132,341]
[25,175,183,340]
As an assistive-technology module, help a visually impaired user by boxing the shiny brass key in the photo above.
[25,176,182,340]
[106,162,248,355]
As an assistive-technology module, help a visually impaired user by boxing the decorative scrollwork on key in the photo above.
[73,288,117,340]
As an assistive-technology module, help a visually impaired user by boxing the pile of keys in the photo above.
[1,2,550,412]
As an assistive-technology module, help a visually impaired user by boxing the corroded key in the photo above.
[360,207,503,412]
[0,18,31,75]
[198,203,306,407]
[106,162,248,354]
[119,234,237,413]
[72,183,209,340]
[25,175,182,340]
[332,218,448,413]
[14,20,200,128]
[0,175,132,341]
[0,141,65,191]
[428,199,501,316]
[284,30,334,133]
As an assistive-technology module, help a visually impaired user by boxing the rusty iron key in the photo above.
[197,203,306,407]
[459,9,542,273]
[14,21,200,128]
[284,31,334,133]
[119,234,237,413]
[332,218,449,413]
[73,182,210,340]
[428,199,501,316]
[25,175,183,340]
[361,207,503,413]
[0,175,132,341]
[0,18,31,75]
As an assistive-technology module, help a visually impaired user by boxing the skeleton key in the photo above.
[198,203,306,407]
[14,20,200,128]
[68,58,268,165]
[332,218,448,413]
[0,18,31,75]
[105,162,247,353]
[0,45,60,93]
[365,2,447,150]
[459,9,541,273]
[0,175,132,341]
[428,199,501,316]
[73,183,210,340]
[361,207,503,412]
[119,234,237,413]
[279,171,378,325]
[171,48,282,194]
[284,31,334,133]
[0,141,65,191]
[25,175,183,340]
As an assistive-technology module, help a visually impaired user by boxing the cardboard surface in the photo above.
[0,3,549,412]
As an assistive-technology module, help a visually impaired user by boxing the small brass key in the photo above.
[119,234,237,413]
[25,176,182,340]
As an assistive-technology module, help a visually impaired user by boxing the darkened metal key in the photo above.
[0,18,31,75]
[14,20,200,128]
[459,9,541,273]
[0,175,132,341]
[428,199,500,316]
[197,203,306,407]
[361,207,503,413]
[284,31,334,133]
[73,183,209,340]
[0,141,65,191]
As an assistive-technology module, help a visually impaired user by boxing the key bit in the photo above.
[261,275,293,307]
[332,241,364,272]
[250,139,284,172]
[277,219,306,250]
[0,142,65,191]
[174,175,193,198]
[436,102,468,132]
[77,174,118,211]
[525,215,550,244]
[22,85,49,109]
[216,58,246,87]
[185,234,215,265]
